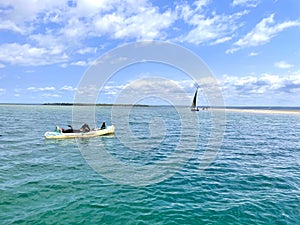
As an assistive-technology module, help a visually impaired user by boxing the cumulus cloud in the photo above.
[101,83,125,95]
[98,78,222,106]
[74,0,119,17]
[227,14,300,53]
[1,0,175,42]
[0,0,177,66]
[0,0,298,68]
[219,72,300,105]
[176,1,248,45]
[112,78,192,105]
[92,5,175,40]
[274,61,294,69]
[221,72,300,96]
[0,43,68,66]
[1,0,65,21]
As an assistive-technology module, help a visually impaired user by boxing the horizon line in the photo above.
[0,103,300,108]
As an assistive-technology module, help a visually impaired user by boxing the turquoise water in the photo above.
[0,105,299,224]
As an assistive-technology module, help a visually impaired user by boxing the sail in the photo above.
[191,88,198,108]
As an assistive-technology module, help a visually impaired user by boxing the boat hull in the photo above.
[44,125,115,139]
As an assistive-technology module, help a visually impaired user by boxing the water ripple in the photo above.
[0,106,300,224]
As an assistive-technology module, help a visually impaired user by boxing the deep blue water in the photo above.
[0,105,299,224]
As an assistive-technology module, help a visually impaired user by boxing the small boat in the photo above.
[191,88,199,111]
[44,125,115,139]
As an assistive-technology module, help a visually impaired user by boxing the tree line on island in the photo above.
[43,103,149,107]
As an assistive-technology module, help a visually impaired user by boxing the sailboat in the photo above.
[191,88,199,111]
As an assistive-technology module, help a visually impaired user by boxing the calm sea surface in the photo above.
[0,105,299,224]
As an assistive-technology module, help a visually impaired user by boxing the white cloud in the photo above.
[99,78,204,105]
[113,78,192,105]
[76,84,99,97]
[102,83,125,94]
[1,0,174,42]
[177,1,248,45]
[40,87,55,91]
[77,47,97,55]
[0,0,67,24]
[27,86,56,92]
[104,79,193,95]
[75,0,118,17]
[60,85,77,91]
[274,61,294,69]
[175,0,210,22]
[42,93,61,98]
[0,0,298,69]
[77,72,300,106]
[27,87,37,91]
[220,72,300,105]
[71,61,88,66]
[60,17,90,41]
[0,20,24,34]
[227,14,300,53]
[93,5,175,40]
[221,72,300,97]
[14,85,75,100]
[249,51,259,56]
[0,43,68,66]
[0,0,176,66]
[211,36,233,45]
[232,0,260,7]
[194,0,211,11]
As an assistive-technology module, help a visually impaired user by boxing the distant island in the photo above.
[43,103,149,107]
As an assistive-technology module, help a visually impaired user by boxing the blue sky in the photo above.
[0,0,300,106]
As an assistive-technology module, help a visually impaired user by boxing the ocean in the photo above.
[0,105,299,224]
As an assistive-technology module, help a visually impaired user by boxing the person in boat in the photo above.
[55,123,91,133]
[79,123,90,132]
[100,122,106,130]
[62,125,74,133]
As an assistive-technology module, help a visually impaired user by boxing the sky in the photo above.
[0,0,300,106]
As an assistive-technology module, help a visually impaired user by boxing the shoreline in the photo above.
[212,108,300,115]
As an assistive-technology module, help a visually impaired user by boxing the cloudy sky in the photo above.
[0,0,300,106]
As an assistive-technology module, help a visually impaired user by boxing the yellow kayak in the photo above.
[44,125,114,139]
